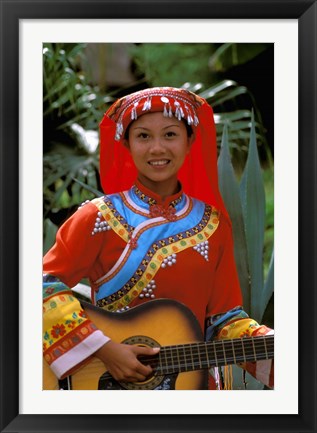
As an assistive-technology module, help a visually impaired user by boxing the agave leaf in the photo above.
[231,365,264,390]
[261,248,274,322]
[217,124,251,312]
[239,112,266,321]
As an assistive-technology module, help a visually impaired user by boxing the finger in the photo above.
[134,346,160,356]
[135,360,153,377]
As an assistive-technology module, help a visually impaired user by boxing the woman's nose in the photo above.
[149,137,165,153]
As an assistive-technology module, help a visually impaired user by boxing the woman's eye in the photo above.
[165,131,176,138]
[138,133,149,139]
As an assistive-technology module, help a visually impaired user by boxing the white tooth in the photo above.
[150,160,169,166]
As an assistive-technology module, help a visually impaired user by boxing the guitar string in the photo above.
[139,337,274,363]
[142,351,274,372]
[98,351,274,382]
[98,337,273,381]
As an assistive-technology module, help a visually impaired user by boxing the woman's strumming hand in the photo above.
[95,340,160,382]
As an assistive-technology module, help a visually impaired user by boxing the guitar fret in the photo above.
[204,343,210,368]
[231,339,236,364]
[221,340,227,365]
[189,345,194,368]
[241,338,246,362]
[212,342,219,367]
[164,347,169,374]
[263,335,268,359]
[176,345,181,371]
[158,351,163,373]
[251,338,257,361]
[183,345,188,371]
[197,343,203,369]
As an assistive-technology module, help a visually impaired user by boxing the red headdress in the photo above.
[99,87,228,218]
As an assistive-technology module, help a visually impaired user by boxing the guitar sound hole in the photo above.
[120,335,164,390]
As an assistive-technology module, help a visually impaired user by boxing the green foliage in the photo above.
[217,124,251,310]
[218,116,273,323]
[131,43,272,167]
[218,117,274,390]
[43,43,109,131]
[208,43,270,73]
[130,43,213,88]
[43,43,110,225]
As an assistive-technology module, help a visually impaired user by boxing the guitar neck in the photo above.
[150,335,274,375]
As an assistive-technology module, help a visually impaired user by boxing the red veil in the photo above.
[99,87,228,219]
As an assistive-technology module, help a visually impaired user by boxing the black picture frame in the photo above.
[1,1,316,432]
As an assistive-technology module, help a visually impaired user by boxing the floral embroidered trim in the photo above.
[91,197,134,243]
[43,321,98,365]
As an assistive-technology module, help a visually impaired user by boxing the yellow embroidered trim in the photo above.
[94,199,194,288]
[91,197,130,242]
[102,208,220,311]
[223,365,233,390]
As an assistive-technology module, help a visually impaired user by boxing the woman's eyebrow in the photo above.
[132,124,181,130]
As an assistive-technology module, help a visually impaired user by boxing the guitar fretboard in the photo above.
[148,335,274,375]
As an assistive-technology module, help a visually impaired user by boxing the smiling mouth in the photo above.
[148,160,170,166]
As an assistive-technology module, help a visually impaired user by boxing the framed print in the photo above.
[1,0,316,432]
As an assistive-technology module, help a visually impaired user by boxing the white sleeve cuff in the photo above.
[49,330,110,379]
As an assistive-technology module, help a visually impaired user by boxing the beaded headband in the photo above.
[105,87,205,141]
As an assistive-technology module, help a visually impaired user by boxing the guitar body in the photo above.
[43,299,209,390]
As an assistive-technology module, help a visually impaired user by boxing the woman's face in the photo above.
[123,112,194,196]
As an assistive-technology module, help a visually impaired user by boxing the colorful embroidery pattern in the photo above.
[43,277,96,365]
[132,184,183,208]
[93,197,193,288]
[43,281,71,302]
[97,205,219,311]
[43,321,98,365]
[216,318,261,339]
[91,196,134,242]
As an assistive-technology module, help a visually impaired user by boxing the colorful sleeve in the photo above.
[43,275,110,380]
[205,308,274,389]
[43,203,110,380]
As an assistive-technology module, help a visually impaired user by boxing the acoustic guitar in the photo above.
[43,298,274,390]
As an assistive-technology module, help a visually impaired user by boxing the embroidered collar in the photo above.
[132,179,184,209]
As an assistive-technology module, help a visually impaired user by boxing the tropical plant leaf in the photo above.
[208,43,270,73]
[198,80,238,99]
[261,248,274,322]
[231,365,264,390]
[239,112,266,321]
[43,218,58,255]
[217,125,251,312]
[72,178,103,197]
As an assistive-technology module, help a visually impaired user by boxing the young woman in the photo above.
[43,87,273,390]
